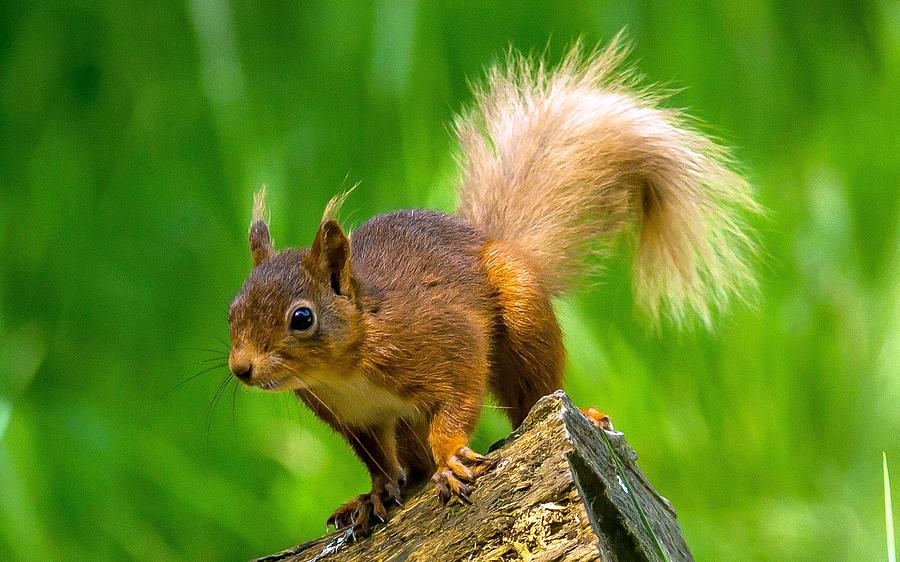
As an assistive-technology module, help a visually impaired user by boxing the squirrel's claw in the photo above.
[458,446,499,476]
[370,493,388,523]
[432,447,498,506]
[385,480,403,507]
[433,468,473,505]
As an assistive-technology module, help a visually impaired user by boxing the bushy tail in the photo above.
[454,38,760,326]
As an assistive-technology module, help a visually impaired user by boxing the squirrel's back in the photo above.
[350,209,489,298]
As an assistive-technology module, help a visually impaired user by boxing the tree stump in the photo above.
[253,391,692,561]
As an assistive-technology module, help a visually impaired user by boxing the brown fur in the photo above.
[227,38,758,533]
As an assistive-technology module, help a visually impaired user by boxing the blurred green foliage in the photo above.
[1,1,898,560]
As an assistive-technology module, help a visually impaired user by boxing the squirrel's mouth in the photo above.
[254,375,305,392]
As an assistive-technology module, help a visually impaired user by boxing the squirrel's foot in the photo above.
[326,476,404,538]
[432,446,498,505]
[581,407,612,430]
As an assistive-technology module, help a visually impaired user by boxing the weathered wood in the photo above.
[254,391,692,562]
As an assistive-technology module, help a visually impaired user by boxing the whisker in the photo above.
[187,356,229,366]
[399,417,430,462]
[150,363,228,412]
[230,381,240,440]
[280,391,306,454]
[176,346,229,355]
[206,374,233,443]
[307,386,391,480]
[273,359,392,480]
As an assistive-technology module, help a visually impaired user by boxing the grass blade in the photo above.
[600,429,671,562]
[886,452,896,562]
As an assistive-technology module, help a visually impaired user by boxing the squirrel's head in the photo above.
[228,190,362,392]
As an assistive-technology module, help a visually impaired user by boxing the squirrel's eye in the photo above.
[289,307,315,331]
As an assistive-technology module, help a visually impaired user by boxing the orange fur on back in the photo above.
[455,37,760,325]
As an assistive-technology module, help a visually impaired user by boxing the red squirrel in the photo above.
[226,38,758,536]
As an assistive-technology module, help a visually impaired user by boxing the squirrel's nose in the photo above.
[228,354,253,381]
[233,365,252,381]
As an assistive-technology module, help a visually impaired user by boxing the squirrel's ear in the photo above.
[249,220,274,266]
[308,219,355,298]
[249,188,275,267]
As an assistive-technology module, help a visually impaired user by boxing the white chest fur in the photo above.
[311,375,422,428]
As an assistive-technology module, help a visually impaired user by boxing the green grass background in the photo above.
[1,1,898,560]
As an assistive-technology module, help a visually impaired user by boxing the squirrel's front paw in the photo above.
[432,446,498,505]
[326,477,403,538]
[326,493,385,538]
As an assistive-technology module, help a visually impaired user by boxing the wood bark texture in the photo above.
[253,391,692,562]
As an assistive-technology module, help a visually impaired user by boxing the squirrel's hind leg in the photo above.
[482,241,566,428]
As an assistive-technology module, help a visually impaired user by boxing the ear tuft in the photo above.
[249,187,274,266]
[321,184,357,223]
[253,186,270,223]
